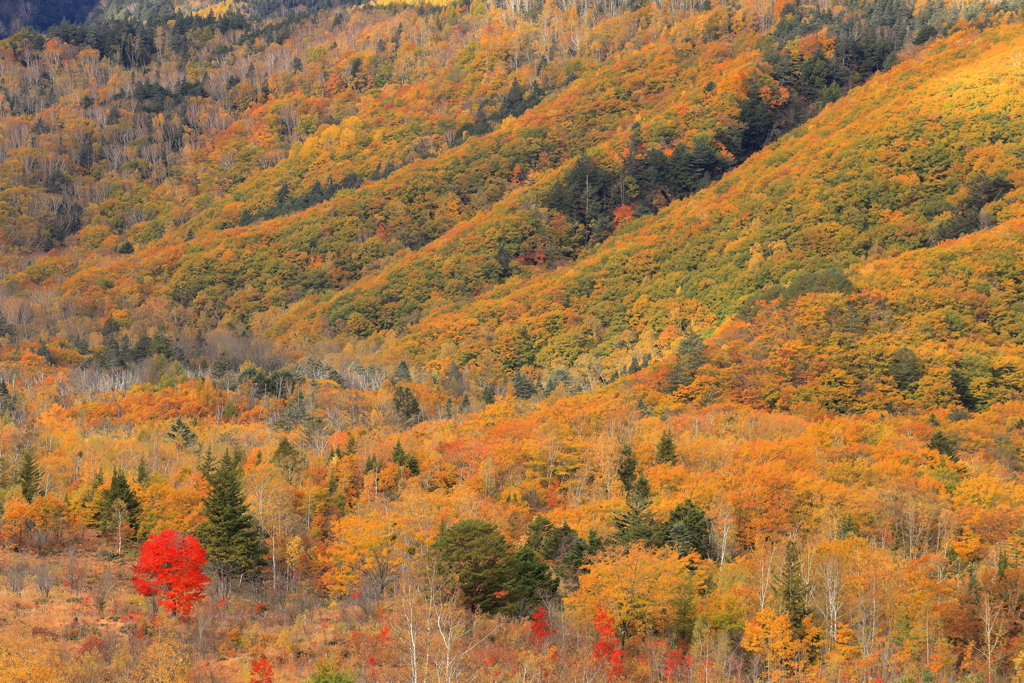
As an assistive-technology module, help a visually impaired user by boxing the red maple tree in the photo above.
[132,530,210,617]
[250,655,273,683]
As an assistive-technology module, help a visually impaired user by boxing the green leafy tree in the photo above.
[198,452,265,577]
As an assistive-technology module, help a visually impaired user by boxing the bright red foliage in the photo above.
[250,655,273,683]
[530,605,555,647]
[132,530,210,617]
[593,608,624,676]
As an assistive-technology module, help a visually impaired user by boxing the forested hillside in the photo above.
[0,0,1022,680]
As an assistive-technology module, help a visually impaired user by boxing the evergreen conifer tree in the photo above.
[98,468,141,534]
[198,451,265,577]
[774,540,811,639]
[613,473,659,545]
[668,332,706,391]
[393,360,412,382]
[654,431,678,465]
[391,441,419,475]
[272,438,304,480]
[136,458,150,486]
[504,547,559,615]
[18,452,42,502]
[616,444,638,493]
[665,500,713,559]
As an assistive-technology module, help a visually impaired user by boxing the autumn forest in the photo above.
[0,0,1022,679]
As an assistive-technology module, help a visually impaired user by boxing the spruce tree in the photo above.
[668,332,706,391]
[97,468,141,534]
[613,473,660,546]
[512,372,535,400]
[654,431,678,465]
[889,347,924,392]
[393,360,412,382]
[168,417,199,453]
[18,452,42,502]
[616,444,638,493]
[504,547,559,615]
[272,437,304,480]
[665,500,713,559]
[136,458,150,486]
[393,385,420,421]
[391,441,419,476]
[774,540,811,639]
[198,452,265,577]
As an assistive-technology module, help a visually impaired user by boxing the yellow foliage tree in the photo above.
[564,543,709,637]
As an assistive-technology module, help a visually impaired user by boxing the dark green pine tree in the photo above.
[512,372,536,400]
[198,452,265,577]
[664,500,713,559]
[391,441,419,476]
[272,437,304,480]
[18,452,42,502]
[433,519,513,614]
[889,347,924,393]
[393,360,412,382]
[774,540,811,639]
[667,331,706,392]
[168,417,200,453]
[136,458,150,486]
[503,547,559,615]
[654,431,678,465]
[393,385,421,421]
[97,468,141,534]
[613,473,660,546]
[616,443,638,493]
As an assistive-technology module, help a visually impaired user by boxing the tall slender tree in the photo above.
[18,452,42,502]
[198,451,265,577]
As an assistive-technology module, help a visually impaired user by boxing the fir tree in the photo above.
[504,547,559,615]
[889,347,924,392]
[136,458,150,486]
[198,451,265,577]
[393,385,420,421]
[391,441,419,476]
[97,468,141,535]
[18,452,42,502]
[667,332,706,391]
[616,444,638,493]
[272,438,304,480]
[654,431,678,465]
[664,500,713,559]
[512,372,535,399]
[393,360,412,382]
[774,540,811,639]
[168,417,200,453]
[613,473,660,546]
